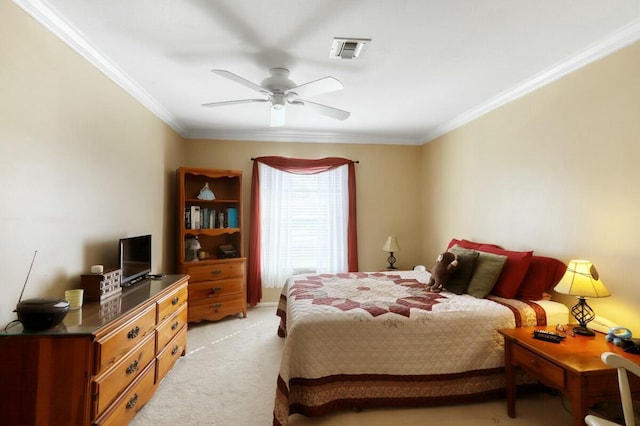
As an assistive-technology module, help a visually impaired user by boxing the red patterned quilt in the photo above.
[273,271,548,425]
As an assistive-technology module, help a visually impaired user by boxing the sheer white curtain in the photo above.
[259,162,348,287]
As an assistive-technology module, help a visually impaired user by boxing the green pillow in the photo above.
[446,246,479,294]
[466,249,508,298]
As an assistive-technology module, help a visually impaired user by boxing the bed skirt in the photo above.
[273,368,536,425]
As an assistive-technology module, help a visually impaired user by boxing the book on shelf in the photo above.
[191,205,201,229]
[184,207,191,229]
[202,207,209,229]
[226,207,238,228]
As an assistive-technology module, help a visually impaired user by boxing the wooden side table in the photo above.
[499,326,640,426]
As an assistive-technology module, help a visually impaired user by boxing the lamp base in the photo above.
[571,297,596,336]
[386,252,397,270]
[572,325,595,336]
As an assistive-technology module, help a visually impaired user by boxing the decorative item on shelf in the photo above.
[185,236,202,262]
[218,244,239,258]
[197,182,215,200]
[553,259,611,336]
[382,236,400,270]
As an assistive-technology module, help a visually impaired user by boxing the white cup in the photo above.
[65,289,84,310]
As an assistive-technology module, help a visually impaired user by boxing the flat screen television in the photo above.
[119,234,152,286]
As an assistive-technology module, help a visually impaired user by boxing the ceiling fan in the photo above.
[202,68,350,127]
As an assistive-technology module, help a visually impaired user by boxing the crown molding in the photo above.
[186,129,423,145]
[422,18,640,144]
[14,1,640,146]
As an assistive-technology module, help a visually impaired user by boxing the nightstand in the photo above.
[499,326,640,426]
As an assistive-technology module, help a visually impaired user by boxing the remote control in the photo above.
[533,329,566,339]
[532,330,563,343]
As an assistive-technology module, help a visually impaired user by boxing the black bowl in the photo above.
[16,298,70,331]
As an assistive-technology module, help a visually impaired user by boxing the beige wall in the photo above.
[183,139,423,302]
[421,41,640,335]
[4,0,638,333]
[0,2,184,326]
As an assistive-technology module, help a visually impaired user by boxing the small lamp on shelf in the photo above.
[185,236,201,262]
[553,259,611,336]
[382,236,400,270]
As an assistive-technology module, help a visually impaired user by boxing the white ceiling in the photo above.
[16,0,640,145]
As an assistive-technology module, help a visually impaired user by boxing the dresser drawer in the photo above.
[156,304,188,351]
[188,294,246,322]
[187,278,243,301]
[92,332,155,419]
[156,283,188,324]
[186,261,244,282]
[512,343,565,389]
[95,305,156,373]
[94,361,157,426]
[157,326,187,384]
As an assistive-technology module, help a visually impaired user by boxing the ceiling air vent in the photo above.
[329,38,371,59]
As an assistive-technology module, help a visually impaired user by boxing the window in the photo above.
[259,163,348,287]
[247,156,358,305]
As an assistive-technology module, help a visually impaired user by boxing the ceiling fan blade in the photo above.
[202,99,268,107]
[287,76,343,99]
[210,69,271,94]
[291,99,350,120]
[270,107,286,127]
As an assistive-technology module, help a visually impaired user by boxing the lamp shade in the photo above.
[382,236,400,253]
[553,260,611,298]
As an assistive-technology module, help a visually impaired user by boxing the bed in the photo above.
[273,269,568,425]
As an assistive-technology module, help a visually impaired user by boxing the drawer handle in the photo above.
[210,286,223,295]
[171,321,180,331]
[171,344,180,356]
[127,326,140,339]
[211,303,222,312]
[126,393,138,410]
[211,269,222,275]
[126,360,139,375]
[172,296,180,305]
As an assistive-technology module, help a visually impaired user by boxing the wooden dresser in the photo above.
[0,275,188,426]
[185,258,247,322]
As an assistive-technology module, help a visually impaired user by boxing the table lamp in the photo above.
[553,259,611,336]
[382,236,400,270]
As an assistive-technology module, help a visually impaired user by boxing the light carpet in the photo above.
[131,306,575,425]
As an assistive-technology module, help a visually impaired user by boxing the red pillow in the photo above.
[516,256,567,300]
[447,238,502,250]
[477,245,533,298]
[447,238,463,250]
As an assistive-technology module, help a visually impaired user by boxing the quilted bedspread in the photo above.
[273,270,546,425]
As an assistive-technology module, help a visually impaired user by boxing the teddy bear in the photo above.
[426,251,459,293]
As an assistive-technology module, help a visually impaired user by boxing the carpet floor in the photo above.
[130,306,576,425]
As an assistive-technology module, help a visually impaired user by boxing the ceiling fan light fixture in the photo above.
[271,93,286,110]
[202,68,350,126]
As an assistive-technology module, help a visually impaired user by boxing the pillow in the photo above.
[446,246,480,294]
[478,245,533,299]
[447,238,503,251]
[466,251,508,298]
[516,256,567,300]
